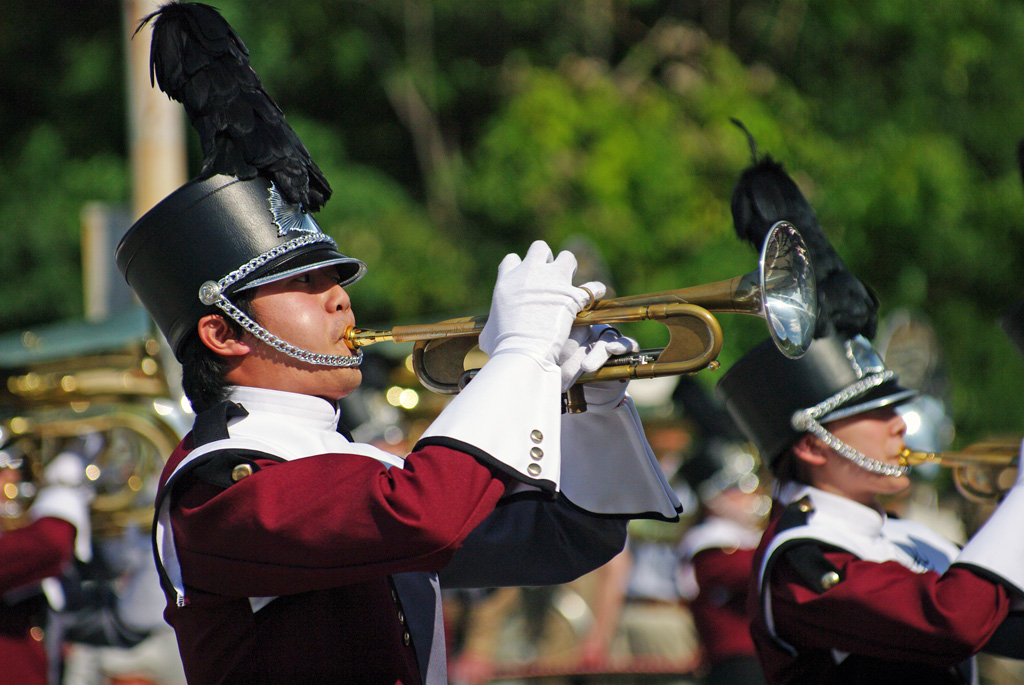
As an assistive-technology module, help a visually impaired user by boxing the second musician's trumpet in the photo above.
[345,221,818,396]
[900,439,1021,503]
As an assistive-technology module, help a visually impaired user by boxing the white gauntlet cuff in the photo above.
[559,397,681,520]
[418,351,563,490]
[31,486,92,562]
[956,482,1024,594]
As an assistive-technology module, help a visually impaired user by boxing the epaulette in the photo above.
[776,495,816,531]
[773,496,843,593]
[181,400,284,489]
[152,440,283,600]
[191,451,275,489]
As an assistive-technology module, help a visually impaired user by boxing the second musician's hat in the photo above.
[720,129,914,477]
[116,2,365,367]
[716,335,916,469]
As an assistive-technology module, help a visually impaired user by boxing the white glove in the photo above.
[31,451,93,562]
[43,450,89,487]
[479,241,605,367]
[557,324,638,393]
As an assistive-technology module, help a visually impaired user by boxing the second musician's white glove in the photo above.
[557,324,638,394]
[479,241,605,367]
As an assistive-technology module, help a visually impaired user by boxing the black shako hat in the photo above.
[117,2,366,363]
[716,334,916,467]
[116,174,365,358]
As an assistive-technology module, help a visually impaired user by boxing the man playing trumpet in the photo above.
[118,3,680,683]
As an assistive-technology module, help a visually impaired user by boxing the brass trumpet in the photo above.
[899,439,1021,503]
[345,221,818,396]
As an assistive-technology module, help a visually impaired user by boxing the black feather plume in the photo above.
[729,119,878,340]
[136,1,331,211]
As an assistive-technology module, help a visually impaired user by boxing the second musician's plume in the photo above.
[729,119,878,341]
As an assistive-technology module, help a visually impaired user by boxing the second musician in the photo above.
[717,333,1024,684]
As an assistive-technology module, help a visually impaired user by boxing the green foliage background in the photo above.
[1,0,1023,444]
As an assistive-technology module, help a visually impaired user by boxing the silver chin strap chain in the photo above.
[197,234,364,369]
[790,372,909,478]
[213,297,363,368]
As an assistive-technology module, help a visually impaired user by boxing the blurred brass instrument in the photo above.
[346,221,818,398]
[0,404,181,536]
[0,308,186,536]
[899,438,1021,503]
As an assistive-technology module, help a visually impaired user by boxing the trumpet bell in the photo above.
[954,463,1018,503]
[759,221,817,359]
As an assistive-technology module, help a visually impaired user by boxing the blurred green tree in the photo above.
[2,0,1023,442]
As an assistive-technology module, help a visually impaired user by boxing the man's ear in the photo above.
[791,433,829,467]
[197,314,252,357]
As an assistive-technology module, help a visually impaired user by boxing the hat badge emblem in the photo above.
[268,184,323,237]
[844,335,885,379]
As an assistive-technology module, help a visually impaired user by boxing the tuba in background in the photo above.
[0,306,190,536]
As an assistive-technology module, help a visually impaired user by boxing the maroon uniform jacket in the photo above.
[750,485,1023,684]
[1,517,77,685]
[154,390,629,684]
[691,545,759,664]
[679,514,765,683]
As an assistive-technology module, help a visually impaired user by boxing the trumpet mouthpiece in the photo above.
[343,327,394,349]
[342,326,357,350]
[898,448,939,468]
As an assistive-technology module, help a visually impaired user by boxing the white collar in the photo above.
[778,482,886,540]
[227,385,341,433]
[222,385,405,469]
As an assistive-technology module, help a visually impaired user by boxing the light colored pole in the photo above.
[84,0,187,321]
[123,0,186,220]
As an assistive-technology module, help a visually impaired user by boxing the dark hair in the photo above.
[771,446,811,485]
[179,290,256,414]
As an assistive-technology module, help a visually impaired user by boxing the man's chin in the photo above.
[324,367,362,400]
[879,471,911,493]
